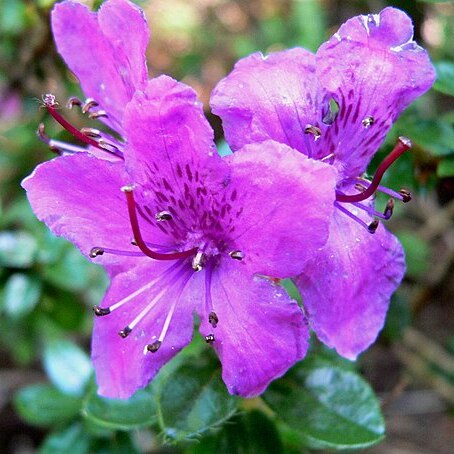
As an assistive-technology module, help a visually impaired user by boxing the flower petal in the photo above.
[211,48,324,157]
[225,140,336,278]
[52,0,149,130]
[198,260,309,397]
[21,153,166,271]
[295,208,405,360]
[92,260,197,398]
[316,7,435,177]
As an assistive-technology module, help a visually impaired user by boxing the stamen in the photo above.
[146,341,161,353]
[304,124,321,141]
[399,189,412,203]
[352,198,394,221]
[205,334,215,344]
[192,250,204,271]
[93,306,111,316]
[334,201,378,234]
[122,185,197,261]
[155,210,172,221]
[336,137,412,203]
[88,110,108,119]
[362,116,375,128]
[119,326,132,338]
[90,246,145,258]
[66,97,82,109]
[80,127,101,139]
[208,311,218,328]
[82,98,98,114]
[229,250,244,261]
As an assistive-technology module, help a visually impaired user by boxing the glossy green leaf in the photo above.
[188,410,283,454]
[0,231,37,268]
[40,422,91,454]
[14,384,82,427]
[82,388,157,430]
[43,339,92,396]
[434,61,454,97]
[156,359,239,441]
[264,359,385,450]
[3,273,41,318]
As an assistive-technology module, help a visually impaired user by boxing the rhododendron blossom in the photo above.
[22,0,338,398]
[211,7,436,359]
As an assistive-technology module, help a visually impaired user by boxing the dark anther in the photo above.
[80,127,102,139]
[37,123,49,143]
[88,110,108,119]
[383,199,394,219]
[208,311,219,328]
[399,189,411,203]
[131,239,138,246]
[82,98,98,114]
[205,334,215,344]
[367,220,379,234]
[119,326,132,338]
[146,340,162,353]
[93,305,111,316]
[90,247,104,258]
[362,116,375,128]
[66,97,82,109]
[304,124,321,140]
[229,250,245,261]
[155,210,172,222]
[192,251,204,272]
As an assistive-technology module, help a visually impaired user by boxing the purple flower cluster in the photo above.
[23,0,435,399]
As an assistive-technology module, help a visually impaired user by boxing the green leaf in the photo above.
[395,231,430,279]
[0,231,37,268]
[263,359,385,450]
[14,384,82,427]
[187,410,283,454]
[3,273,41,319]
[156,359,239,441]
[438,157,454,177]
[434,61,454,97]
[40,423,91,454]
[43,339,92,396]
[82,388,157,430]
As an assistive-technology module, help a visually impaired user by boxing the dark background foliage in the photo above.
[1,0,454,452]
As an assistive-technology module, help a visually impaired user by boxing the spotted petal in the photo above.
[52,0,149,131]
[295,209,405,360]
[198,260,309,397]
[316,7,435,177]
[92,260,198,398]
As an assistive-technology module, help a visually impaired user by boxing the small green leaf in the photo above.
[157,359,239,441]
[264,359,385,450]
[40,423,91,454]
[434,61,454,97]
[14,384,82,427]
[188,410,284,454]
[82,388,157,430]
[438,157,454,178]
[3,273,41,319]
[0,231,37,268]
[43,339,92,396]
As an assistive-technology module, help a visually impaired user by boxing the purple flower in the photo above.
[211,8,436,359]
[22,1,338,398]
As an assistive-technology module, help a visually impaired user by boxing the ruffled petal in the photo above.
[225,140,336,278]
[198,260,309,397]
[21,153,166,271]
[316,7,435,177]
[211,48,324,157]
[52,0,149,130]
[295,208,405,360]
[92,260,198,398]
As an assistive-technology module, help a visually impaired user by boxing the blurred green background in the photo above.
[1,0,454,452]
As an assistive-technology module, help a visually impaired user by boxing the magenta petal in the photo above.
[295,209,405,360]
[225,140,336,278]
[21,153,162,270]
[52,0,149,129]
[123,76,226,188]
[316,7,435,177]
[211,48,323,157]
[199,260,309,397]
[92,261,197,398]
